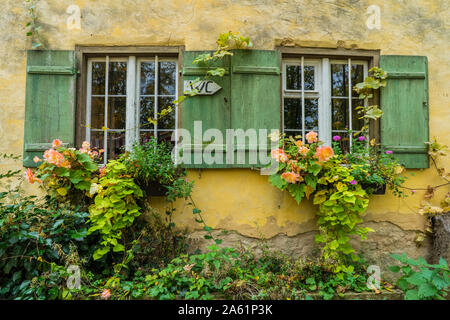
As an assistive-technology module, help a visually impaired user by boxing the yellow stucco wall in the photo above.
[0,0,449,239]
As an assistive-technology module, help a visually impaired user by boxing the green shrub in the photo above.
[389,253,449,300]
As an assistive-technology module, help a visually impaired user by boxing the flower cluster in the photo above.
[271,131,334,185]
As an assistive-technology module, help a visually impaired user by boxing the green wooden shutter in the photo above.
[380,55,429,168]
[230,50,281,167]
[180,50,280,168]
[181,51,231,168]
[23,50,77,167]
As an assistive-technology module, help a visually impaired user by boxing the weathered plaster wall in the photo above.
[0,1,449,260]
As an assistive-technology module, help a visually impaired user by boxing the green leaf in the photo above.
[388,265,400,273]
[418,283,438,298]
[268,174,287,190]
[287,183,305,204]
[406,273,425,286]
[404,289,420,300]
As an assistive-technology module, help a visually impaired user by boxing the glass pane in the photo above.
[140,97,155,129]
[158,61,176,95]
[158,97,175,129]
[305,98,318,130]
[108,62,127,95]
[140,130,156,145]
[89,131,105,163]
[284,130,303,140]
[286,65,301,90]
[91,62,105,95]
[304,65,315,90]
[107,131,126,160]
[91,97,104,129]
[332,132,350,153]
[283,98,302,129]
[332,98,349,130]
[351,64,364,97]
[108,97,126,129]
[140,62,155,95]
[331,63,349,97]
[157,131,175,144]
[352,99,365,131]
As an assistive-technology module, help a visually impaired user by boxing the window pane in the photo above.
[108,62,127,95]
[286,65,301,90]
[108,97,126,129]
[332,98,348,130]
[331,63,349,97]
[107,131,126,160]
[283,98,302,129]
[305,98,318,130]
[140,97,155,129]
[92,62,105,95]
[304,65,315,90]
[285,65,315,91]
[351,64,364,97]
[158,97,175,129]
[352,99,365,130]
[140,62,155,95]
[158,61,176,95]
[157,131,174,144]
[91,97,104,129]
[284,130,303,140]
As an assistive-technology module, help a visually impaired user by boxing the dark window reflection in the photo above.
[352,99,365,130]
[332,98,348,130]
[332,132,350,153]
[108,97,126,129]
[305,98,318,130]
[91,97,105,129]
[286,65,315,90]
[108,62,127,95]
[284,98,302,129]
[92,62,105,95]
[107,131,126,160]
[158,97,175,129]
[158,61,176,95]
[304,66,315,90]
[140,97,155,128]
[140,62,155,95]
[331,64,349,97]
[351,64,364,97]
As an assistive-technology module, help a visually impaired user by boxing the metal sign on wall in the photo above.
[184,80,222,95]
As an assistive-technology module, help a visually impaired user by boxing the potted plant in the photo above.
[124,137,186,197]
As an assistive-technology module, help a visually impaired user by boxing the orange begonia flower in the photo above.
[314,146,334,162]
[281,171,300,184]
[271,148,289,163]
[305,131,318,144]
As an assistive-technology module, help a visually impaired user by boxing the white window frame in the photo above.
[86,55,178,164]
[282,57,368,148]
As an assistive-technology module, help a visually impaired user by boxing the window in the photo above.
[282,57,368,151]
[86,55,178,164]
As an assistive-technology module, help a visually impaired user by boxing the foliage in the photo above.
[268,133,372,265]
[332,133,406,196]
[0,161,100,299]
[389,253,449,300]
[87,157,143,260]
[32,140,102,204]
[25,0,46,49]
[353,67,387,135]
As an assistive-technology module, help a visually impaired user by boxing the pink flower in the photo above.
[43,149,65,167]
[82,141,90,149]
[271,148,288,163]
[101,289,111,300]
[281,171,300,184]
[305,131,318,144]
[314,146,334,162]
[52,139,62,149]
[350,180,357,185]
[333,135,341,142]
[24,168,41,184]
[385,150,393,154]
[411,190,417,194]
[33,156,41,163]
[358,136,366,141]
[298,146,309,156]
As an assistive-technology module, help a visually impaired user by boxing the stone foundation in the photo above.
[186,221,433,282]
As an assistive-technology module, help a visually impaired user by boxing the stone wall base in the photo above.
[186,221,433,282]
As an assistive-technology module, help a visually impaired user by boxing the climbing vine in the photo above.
[25,0,46,49]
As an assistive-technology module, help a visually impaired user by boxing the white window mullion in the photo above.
[86,60,93,143]
[154,55,159,139]
[301,56,305,143]
[125,56,137,151]
[348,58,353,150]
[320,58,331,146]
[104,56,110,166]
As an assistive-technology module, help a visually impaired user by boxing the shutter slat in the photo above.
[23,50,77,167]
[380,55,429,168]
